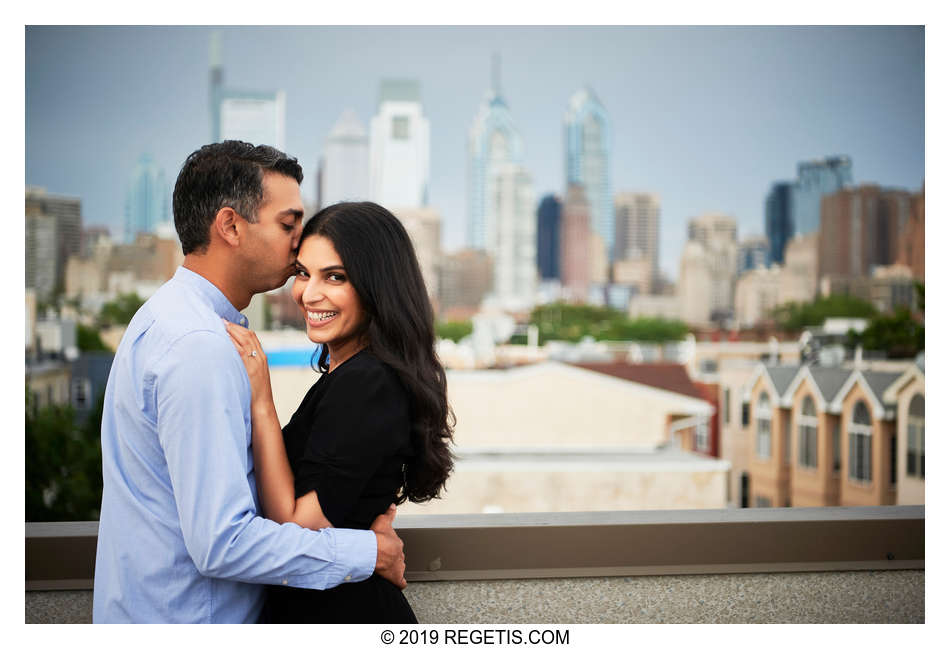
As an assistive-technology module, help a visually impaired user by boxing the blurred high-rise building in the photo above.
[536,194,562,281]
[392,207,441,304]
[26,187,81,301]
[318,109,369,208]
[819,184,916,284]
[614,192,659,291]
[467,58,536,310]
[678,240,714,327]
[737,236,769,275]
[765,181,795,265]
[895,186,925,281]
[124,154,169,243]
[437,249,494,318]
[793,155,852,236]
[686,213,738,324]
[564,87,613,261]
[688,212,737,246]
[209,32,285,150]
[370,79,430,210]
[560,183,591,303]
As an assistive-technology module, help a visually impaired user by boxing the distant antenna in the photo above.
[491,52,501,96]
[210,31,223,87]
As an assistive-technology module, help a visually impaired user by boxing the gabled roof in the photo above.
[882,363,925,403]
[830,370,904,419]
[766,366,799,400]
[783,365,852,411]
[746,364,800,404]
[807,367,853,404]
[571,362,706,401]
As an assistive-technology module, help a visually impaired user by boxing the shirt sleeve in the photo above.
[293,360,410,528]
[153,329,376,588]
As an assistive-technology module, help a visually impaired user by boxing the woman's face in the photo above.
[292,235,366,355]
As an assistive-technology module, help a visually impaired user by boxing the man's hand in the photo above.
[370,504,407,589]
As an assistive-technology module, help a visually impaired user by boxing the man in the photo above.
[93,141,406,623]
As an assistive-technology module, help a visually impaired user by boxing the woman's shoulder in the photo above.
[327,350,407,399]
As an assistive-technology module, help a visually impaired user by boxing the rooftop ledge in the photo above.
[27,506,923,589]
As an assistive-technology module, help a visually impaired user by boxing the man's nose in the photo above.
[291,224,302,251]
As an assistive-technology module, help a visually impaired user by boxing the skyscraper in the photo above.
[318,109,369,208]
[765,181,795,265]
[819,184,914,280]
[564,87,612,261]
[737,236,769,275]
[614,192,660,289]
[369,79,430,210]
[26,187,82,300]
[560,184,591,303]
[467,58,536,309]
[124,154,169,243]
[209,32,285,150]
[536,194,562,280]
[687,213,738,322]
[793,155,852,236]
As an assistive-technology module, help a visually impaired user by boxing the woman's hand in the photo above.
[223,319,274,409]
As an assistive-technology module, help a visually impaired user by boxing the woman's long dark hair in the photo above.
[303,202,454,503]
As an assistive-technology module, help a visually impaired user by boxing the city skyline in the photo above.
[25,26,924,281]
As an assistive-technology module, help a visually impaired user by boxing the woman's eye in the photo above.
[294,268,308,278]
[328,273,346,282]
[282,223,294,232]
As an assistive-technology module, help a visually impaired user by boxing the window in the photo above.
[832,420,841,473]
[907,394,924,479]
[798,396,818,469]
[755,496,771,508]
[694,418,709,453]
[848,400,872,483]
[700,359,718,374]
[72,378,91,410]
[723,388,731,424]
[741,402,750,427]
[756,393,772,459]
[391,115,409,140]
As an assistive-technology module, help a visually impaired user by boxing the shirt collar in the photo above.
[172,266,250,328]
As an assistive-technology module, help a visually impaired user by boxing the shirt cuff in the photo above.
[330,527,377,584]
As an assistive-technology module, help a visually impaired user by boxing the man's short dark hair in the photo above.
[172,140,304,255]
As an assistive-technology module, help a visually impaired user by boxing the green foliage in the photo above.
[770,294,878,332]
[26,390,104,521]
[914,281,924,314]
[530,302,689,344]
[98,292,145,327]
[77,323,109,352]
[848,307,924,359]
[436,320,474,343]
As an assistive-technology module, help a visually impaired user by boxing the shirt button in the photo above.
[281,579,288,585]
[344,575,352,582]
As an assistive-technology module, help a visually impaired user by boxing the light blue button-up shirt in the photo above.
[93,267,376,623]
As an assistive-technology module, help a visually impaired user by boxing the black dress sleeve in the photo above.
[292,358,410,528]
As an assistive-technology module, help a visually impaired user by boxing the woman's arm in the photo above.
[223,320,332,531]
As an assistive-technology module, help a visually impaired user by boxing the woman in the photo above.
[224,201,454,623]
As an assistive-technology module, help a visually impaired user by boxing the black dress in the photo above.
[261,349,418,623]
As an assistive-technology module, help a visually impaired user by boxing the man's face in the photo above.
[240,171,304,293]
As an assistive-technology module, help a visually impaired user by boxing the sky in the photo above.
[25,25,924,281]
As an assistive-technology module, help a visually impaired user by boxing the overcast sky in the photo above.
[25,25,924,280]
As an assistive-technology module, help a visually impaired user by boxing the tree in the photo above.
[849,307,924,358]
[528,302,689,344]
[26,389,104,521]
[98,293,145,327]
[436,320,473,343]
[770,294,877,332]
[77,323,109,352]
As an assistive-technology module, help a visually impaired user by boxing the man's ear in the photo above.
[212,207,242,248]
